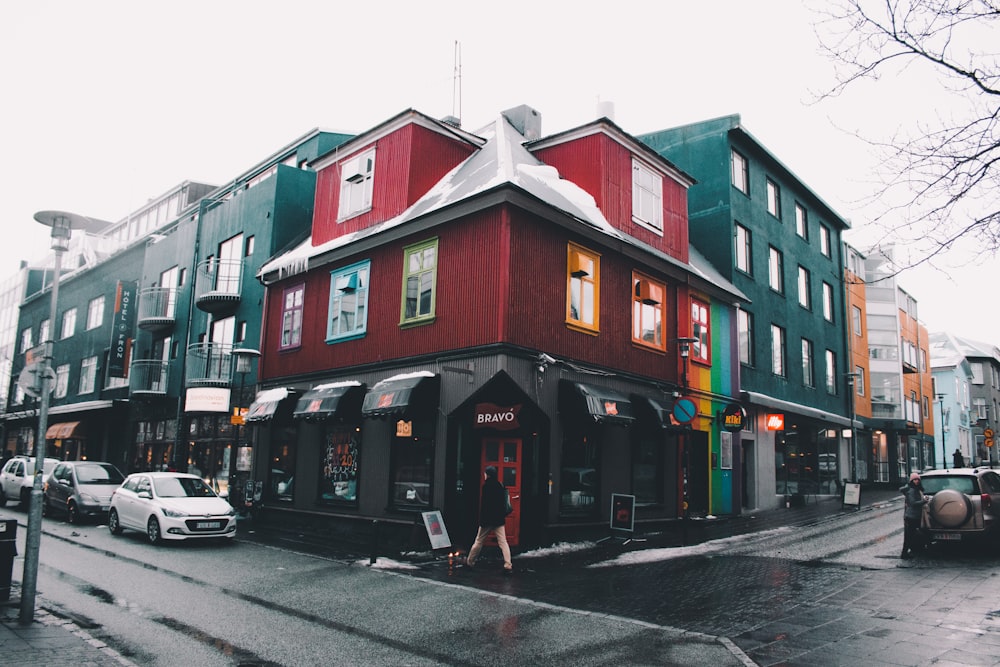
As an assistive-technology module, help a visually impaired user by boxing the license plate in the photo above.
[196,521,221,530]
[101,505,109,511]
[933,532,961,541]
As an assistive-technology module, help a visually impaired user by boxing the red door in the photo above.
[481,438,521,547]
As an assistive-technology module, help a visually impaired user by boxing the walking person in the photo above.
[953,448,964,468]
[466,465,513,574]
[899,471,928,559]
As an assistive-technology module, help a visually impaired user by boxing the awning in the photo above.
[741,390,856,428]
[559,380,635,426]
[294,382,366,422]
[630,394,672,430]
[362,372,440,419]
[46,420,85,440]
[246,387,298,423]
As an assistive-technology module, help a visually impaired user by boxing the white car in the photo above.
[108,471,236,544]
[0,456,59,507]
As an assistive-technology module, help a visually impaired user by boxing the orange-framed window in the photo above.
[691,298,711,365]
[632,272,666,350]
[566,243,600,333]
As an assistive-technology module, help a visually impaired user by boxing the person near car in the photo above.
[953,448,964,468]
[466,465,513,573]
[899,471,928,559]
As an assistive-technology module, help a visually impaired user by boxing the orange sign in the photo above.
[766,413,785,431]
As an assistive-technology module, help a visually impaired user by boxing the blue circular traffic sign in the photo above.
[672,397,697,425]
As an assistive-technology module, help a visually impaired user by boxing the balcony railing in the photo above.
[185,342,234,387]
[137,287,179,332]
[130,360,169,395]
[194,257,243,314]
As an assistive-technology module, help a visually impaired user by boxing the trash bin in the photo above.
[0,518,17,602]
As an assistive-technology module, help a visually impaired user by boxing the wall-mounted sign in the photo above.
[473,403,522,430]
[396,420,413,437]
[185,387,231,413]
[766,413,785,431]
[108,280,137,378]
[721,403,747,432]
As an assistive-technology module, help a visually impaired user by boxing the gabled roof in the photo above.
[259,109,747,305]
[930,331,1000,367]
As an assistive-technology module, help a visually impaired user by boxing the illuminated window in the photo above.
[567,243,600,332]
[632,273,665,350]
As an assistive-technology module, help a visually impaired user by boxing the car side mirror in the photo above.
[137,491,152,499]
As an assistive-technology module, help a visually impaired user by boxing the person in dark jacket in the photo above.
[899,471,928,559]
[466,465,513,573]
[953,448,964,468]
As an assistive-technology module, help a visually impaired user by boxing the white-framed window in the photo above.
[854,366,866,396]
[735,223,752,275]
[61,308,77,340]
[691,298,711,364]
[338,148,375,220]
[825,349,837,394]
[19,327,32,354]
[795,203,808,239]
[731,149,749,194]
[971,362,984,384]
[328,261,370,341]
[820,225,832,257]
[280,284,304,350]
[79,356,98,394]
[852,306,862,336]
[768,246,784,293]
[822,282,834,322]
[771,324,786,377]
[802,338,814,387]
[738,309,754,366]
[797,266,811,309]
[86,295,105,330]
[39,319,49,345]
[974,397,988,420]
[766,179,781,219]
[55,363,70,399]
[632,159,663,232]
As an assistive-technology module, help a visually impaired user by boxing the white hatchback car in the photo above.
[0,456,59,507]
[108,472,236,544]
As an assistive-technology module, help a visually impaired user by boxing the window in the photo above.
[822,282,834,322]
[731,149,749,194]
[279,285,304,349]
[245,235,255,257]
[738,310,754,366]
[401,239,438,325]
[795,203,808,239]
[86,296,105,331]
[55,363,69,399]
[390,430,433,510]
[632,273,665,350]
[20,327,32,354]
[735,223,752,275]
[632,435,663,504]
[61,308,77,339]
[337,148,375,220]
[159,266,180,319]
[766,179,781,219]
[771,324,786,377]
[691,299,711,364]
[820,225,831,257]
[79,356,98,394]
[974,397,988,420]
[567,243,600,332]
[318,427,360,504]
[631,159,662,232]
[216,234,243,293]
[971,362,984,384]
[854,366,866,396]
[39,319,49,345]
[797,266,811,309]
[825,349,837,393]
[329,261,370,341]
[768,246,784,293]
[852,306,862,336]
[802,338,814,387]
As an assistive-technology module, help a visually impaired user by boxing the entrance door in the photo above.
[481,438,521,547]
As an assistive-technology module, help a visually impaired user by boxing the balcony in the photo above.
[137,287,179,332]
[195,257,243,314]
[130,359,169,396]
[186,342,234,388]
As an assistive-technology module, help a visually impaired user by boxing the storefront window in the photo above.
[390,432,433,508]
[632,436,662,504]
[187,416,232,495]
[268,428,297,502]
[318,427,360,504]
[776,427,839,495]
[560,432,599,513]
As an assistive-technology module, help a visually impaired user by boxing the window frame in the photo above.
[822,282,835,322]
[60,307,77,340]
[400,238,439,326]
[852,305,862,336]
[279,284,305,350]
[738,309,754,367]
[86,295,105,331]
[731,149,749,194]
[771,323,786,377]
[631,272,666,351]
[337,147,376,221]
[328,260,371,342]
[631,158,663,233]
[795,203,808,240]
[566,243,600,334]
[797,266,811,310]
[766,178,781,219]
[691,298,711,365]
[735,223,752,276]
[820,225,832,258]
[79,355,98,395]
[825,349,837,394]
[768,246,784,294]
[802,338,814,387]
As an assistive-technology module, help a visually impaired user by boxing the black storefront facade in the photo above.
[245,353,688,554]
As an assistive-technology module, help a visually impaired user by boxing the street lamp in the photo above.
[21,210,106,624]
[229,347,259,513]
[673,337,697,545]
[845,372,860,483]
[937,393,947,468]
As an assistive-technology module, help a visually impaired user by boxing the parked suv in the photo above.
[43,461,125,524]
[918,467,1000,545]
[0,456,59,507]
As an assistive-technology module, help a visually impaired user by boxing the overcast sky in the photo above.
[3,1,997,346]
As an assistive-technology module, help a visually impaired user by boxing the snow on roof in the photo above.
[311,380,364,391]
[372,370,436,387]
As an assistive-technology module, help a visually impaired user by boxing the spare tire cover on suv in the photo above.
[929,489,973,528]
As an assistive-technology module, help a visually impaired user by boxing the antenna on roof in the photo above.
[452,40,462,123]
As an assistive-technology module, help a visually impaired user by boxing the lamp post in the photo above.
[21,211,106,624]
[937,393,947,468]
[674,337,697,545]
[229,347,259,513]
[845,372,860,483]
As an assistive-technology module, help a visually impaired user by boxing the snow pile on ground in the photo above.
[586,527,792,568]
[360,557,419,570]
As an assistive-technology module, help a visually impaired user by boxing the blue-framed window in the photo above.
[327,261,370,342]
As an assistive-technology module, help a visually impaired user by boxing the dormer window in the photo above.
[631,158,663,233]
[338,148,375,220]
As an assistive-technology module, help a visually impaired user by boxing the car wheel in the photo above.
[146,516,161,545]
[108,508,123,535]
[67,502,79,525]
[929,489,972,528]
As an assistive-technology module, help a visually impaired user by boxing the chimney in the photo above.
[596,100,615,122]
[501,105,541,140]
[440,115,461,128]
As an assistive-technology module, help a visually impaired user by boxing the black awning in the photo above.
[362,373,440,419]
[559,380,635,426]
[630,394,671,430]
[293,382,366,422]
[246,388,298,423]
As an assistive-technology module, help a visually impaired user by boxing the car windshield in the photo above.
[153,476,217,499]
[76,464,124,485]
[921,475,978,495]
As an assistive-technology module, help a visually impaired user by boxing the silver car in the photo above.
[43,461,124,524]
[919,467,1000,545]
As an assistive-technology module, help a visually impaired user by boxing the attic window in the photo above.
[338,148,375,220]
[631,158,663,233]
